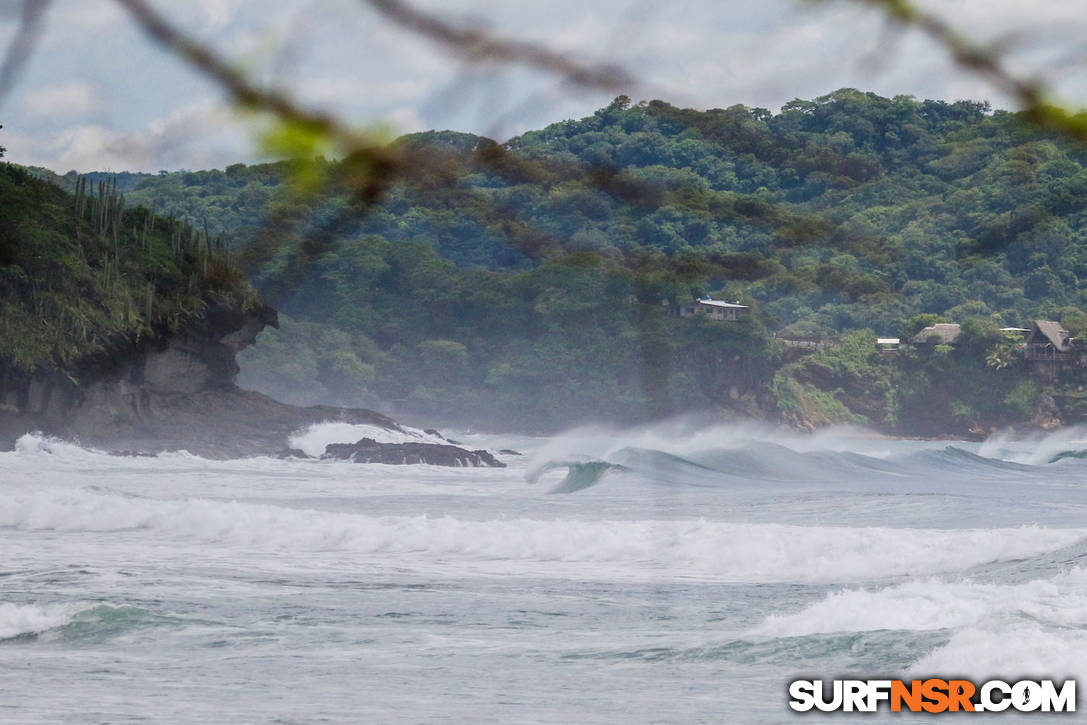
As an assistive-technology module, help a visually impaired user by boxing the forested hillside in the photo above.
[38,90,1087,433]
[0,154,256,375]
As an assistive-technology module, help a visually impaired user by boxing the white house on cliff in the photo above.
[676,296,749,321]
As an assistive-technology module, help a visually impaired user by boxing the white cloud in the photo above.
[24,81,100,117]
[51,125,134,171]
[29,100,242,172]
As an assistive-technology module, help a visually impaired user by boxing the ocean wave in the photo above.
[0,601,95,639]
[910,624,1087,677]
[288,421,446,458]
[526,442,1035,490]
[525,459,628,493]
[8,432,214,464]
[12,433,114,461]
[4,432,360,469]
[5,424,451,466]
[676,442,909,481]
[0,601,172,642]
[753,565,1087,637]
[2,487,1081,582]
[899,445,1033,473]
[978,425,1087,467]
[564,629,945,670]
[522,420,1087,494]
[529,419,892,463]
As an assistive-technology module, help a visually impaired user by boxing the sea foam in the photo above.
[288,421,446,457]
[2,486,1081,583]
[0,602,92,639]
[753,566,1087,637]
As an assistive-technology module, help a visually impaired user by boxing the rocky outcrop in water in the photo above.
[322,437,505,467]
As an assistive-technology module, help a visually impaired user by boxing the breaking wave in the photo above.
[526,444,1046,491]
[0,601,171,642]
[521,419,1087,493]
[911,624,1087,676]
[288,421,446,458]
[526,459,628,492]
[13,433,114,461]
[2,486,1082,583]
[0,601,96,640]
[978,425,1087,466]
[753,564,1087,637]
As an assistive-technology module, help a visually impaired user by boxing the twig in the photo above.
[845,0,1087,141]
[113,0,400,202]
[0,0,52,106]
[363,0,633,92]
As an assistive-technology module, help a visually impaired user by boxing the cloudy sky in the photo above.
[1,0,1086,172]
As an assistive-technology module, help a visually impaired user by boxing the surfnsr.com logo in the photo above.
[789,679,1076,713]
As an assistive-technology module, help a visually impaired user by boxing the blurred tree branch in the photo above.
[113,0,400,203]
[110,0,646,213]
[0,0,51,106]
[363,0,633,91]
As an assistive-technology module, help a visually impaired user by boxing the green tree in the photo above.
[985,332,1023,370]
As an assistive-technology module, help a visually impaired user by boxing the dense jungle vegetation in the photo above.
[0,147,255,375]
[19,90,1087,433]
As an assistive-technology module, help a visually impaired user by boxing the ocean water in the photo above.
[2,421,1087,723]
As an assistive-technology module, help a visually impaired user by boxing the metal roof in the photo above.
[696,299,748,309]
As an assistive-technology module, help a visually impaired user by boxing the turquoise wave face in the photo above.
[529,439,1081,494]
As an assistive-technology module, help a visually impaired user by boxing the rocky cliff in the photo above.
[0,299,405,457]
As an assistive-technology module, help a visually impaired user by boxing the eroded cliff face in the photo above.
[0,300,398,456]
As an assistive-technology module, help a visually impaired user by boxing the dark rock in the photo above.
[276,448,311,459]
[498,449,522,456]
[322,437,505,467]
[423,428,445,440]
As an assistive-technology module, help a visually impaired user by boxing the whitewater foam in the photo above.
[288,421,447,457]
[12,433,113,461]
[527,419,917,472]
[978,425,1087,466]
[2,487,1081,583]
[0,602,93,639]
[753,566,1087,637]
[911,624,1087,677]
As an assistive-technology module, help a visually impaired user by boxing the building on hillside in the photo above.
[1025,321,1074,361]
[676,296,749,321]
[775,334,837,350]
[876,337,900,355]
[910,323,962,346]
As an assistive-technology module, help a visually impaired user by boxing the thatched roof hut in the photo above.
[911,323,962,345]
[1026,320,1074,360]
